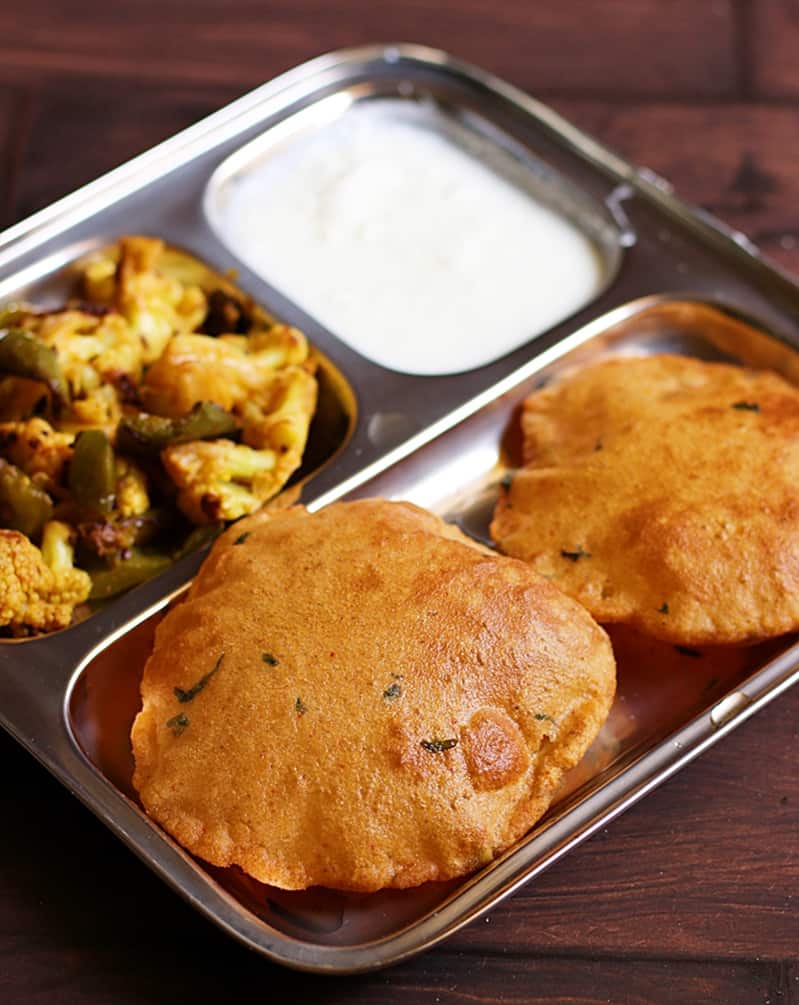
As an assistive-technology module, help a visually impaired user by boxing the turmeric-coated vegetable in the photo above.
[0,329,69,408]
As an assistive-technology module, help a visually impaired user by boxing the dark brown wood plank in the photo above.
[10,81,239,223]
[0,84,32,228]
[550,99,799,276]
[1,943,794,1005]
[751,0,799,97]
[0,0,737,98]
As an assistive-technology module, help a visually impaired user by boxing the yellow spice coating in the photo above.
[0,526,90,634]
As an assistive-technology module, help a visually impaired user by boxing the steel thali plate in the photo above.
[1,44,799,973]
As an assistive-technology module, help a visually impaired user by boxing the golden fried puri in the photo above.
[491,354,799,645]
[131,500,615,892]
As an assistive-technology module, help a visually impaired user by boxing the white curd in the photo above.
[214,104,605,376]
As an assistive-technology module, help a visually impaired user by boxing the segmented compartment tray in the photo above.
[1,45,798,973]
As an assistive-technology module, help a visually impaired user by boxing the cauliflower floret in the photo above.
[140,326,309,418]
[17,309,143,399]
[0,418,74,492]
[140,334,257,416]
[84,237,207,364]
[223,325,308,366]
[148,330,317,524]
[162,440,281,524]
[62,384,122,436]
[237,365,317,455]
[115,456,149,517]
[0,521,90,634]
[161,368,315,526]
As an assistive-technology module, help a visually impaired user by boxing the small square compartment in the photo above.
[205,95,622,377]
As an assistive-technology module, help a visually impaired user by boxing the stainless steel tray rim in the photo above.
[0,42,639,272]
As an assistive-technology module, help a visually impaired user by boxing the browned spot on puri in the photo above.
[351,563,383,593]
[461,709,529,792]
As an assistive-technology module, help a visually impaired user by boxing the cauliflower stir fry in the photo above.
[0,236,319,634]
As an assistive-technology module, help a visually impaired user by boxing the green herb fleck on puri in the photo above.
[500,472,515,490]
[261,652,279,667]
[657,602,669,614]
[534,712,557,726]
[421,738,458,753]
[166,712,189,736]
[561,547,591,562]
[731,401,760,412]
[234,530,250,545]
[174,652,224,703]
[383,681,402,700]
[295,697,307,716]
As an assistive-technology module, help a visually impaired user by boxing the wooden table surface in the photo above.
[1,3,798,1003]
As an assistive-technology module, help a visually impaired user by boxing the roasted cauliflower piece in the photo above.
[223,325,309,367]
[13,309,143,399]
[83,237,207,364]
[0,521,90,634]
[64,384,123,435]
[237,365,317,456]
[147,330,317,523]
[162,374,315,525]
[140,326,310,418]
[7,308,141,435]
[162,440,281,523]
[0,418,74,492]
[140,334,256,416]
[142,327,317,524]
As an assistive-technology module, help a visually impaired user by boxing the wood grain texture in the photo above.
[0,0,737,97]
[11,81,239,221]
[0,85,32,228]
[2,3,799,1003]
[550,99,799,276]
[751,0,799,97]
